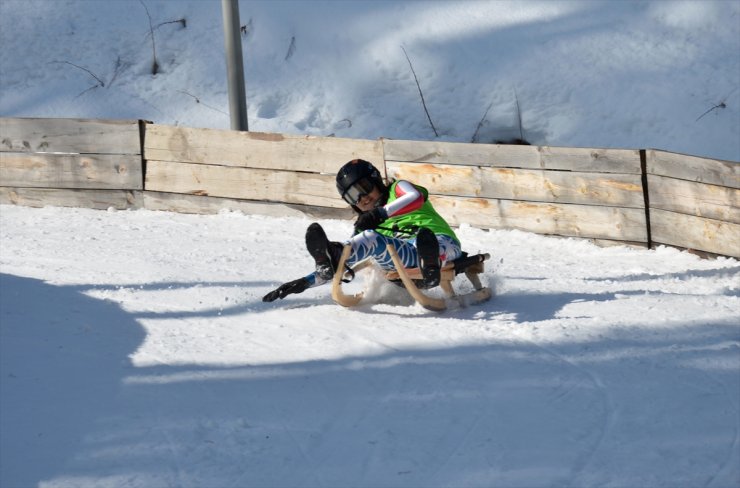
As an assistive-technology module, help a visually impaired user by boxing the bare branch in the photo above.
[401,46,438,138]
[471,102,493,143]
[155,18,186,30]
[695,102,726,122]
[108,56,123,88]
[514,89,525,141]
[285,36,296,61]
[139,0,159,75]
[177,90,229,116]
[74,84,101,99]
[52,60,105,87]
[696,87,737,122]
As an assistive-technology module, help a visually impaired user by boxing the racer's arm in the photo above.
[354,180,425,233]
[382,180,424,216]
[355,180,424,234]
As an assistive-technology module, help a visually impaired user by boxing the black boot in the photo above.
[416,227,441,287]
[305,223,343,280]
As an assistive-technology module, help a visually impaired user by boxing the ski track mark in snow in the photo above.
[426,406,489,482]
[698,364,740,487]
[508,330,615,486]
[157,424,185,487]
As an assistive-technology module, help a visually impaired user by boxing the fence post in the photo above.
[639,149,652,249]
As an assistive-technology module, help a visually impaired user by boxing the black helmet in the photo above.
[336,159,386,208]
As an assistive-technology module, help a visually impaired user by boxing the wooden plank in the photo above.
[383,138,540,168]
[143,190,354,220]
[387,161,644,207]
[650,208,740,258]
[383,139,641,173]
[0,152,143,190]
[648,174,740,223]
[0,187,143,210]
[145,160,347,208]
[540,146,641,174]
[143,123,383,173]
[481,167,644,207]
[430,195,648,243]
[386,162,483,196]
[646,149,740,188]
[0,117,141,155]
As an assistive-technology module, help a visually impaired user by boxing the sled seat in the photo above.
[331,245,492,312]
[384,252,490,290]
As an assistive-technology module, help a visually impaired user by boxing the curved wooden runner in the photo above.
[331,245,364,307]
[386,244,448,311]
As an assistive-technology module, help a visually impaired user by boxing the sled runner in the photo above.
[331,244,492,312]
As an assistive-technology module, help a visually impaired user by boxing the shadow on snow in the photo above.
[1,273,738,488]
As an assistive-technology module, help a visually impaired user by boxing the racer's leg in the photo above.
[344,230,462,271]
[343,230,416,270]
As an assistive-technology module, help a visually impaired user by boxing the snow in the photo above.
[1,206,739,487]
[1,0,739,161]
[1,1,739,487]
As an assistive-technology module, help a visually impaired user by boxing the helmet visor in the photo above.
[341,177,377,205]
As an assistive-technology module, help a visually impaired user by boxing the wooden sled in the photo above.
[331,244,492,312]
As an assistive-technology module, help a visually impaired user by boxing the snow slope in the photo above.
[1,0,739,161]
[1,205,739,487]
[1,1,740,486]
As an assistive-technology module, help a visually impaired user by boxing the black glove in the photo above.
[354,207,388,232]
[262,277,311,302]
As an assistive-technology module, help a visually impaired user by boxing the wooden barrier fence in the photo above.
[645,150,739,256]
[0,118,145,209]
[141,123,381,219]
[384,139,648,247]
[1,117,737,258]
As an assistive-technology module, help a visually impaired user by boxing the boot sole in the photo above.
[416,228,441,287]
[306,223,335,280]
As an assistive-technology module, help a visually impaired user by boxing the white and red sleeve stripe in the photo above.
[384,180,424,217]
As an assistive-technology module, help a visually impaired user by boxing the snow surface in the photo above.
[1,1,740,487]
[0,0,739,162]
[1,205,739,487]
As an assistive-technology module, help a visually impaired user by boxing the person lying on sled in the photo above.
[262,158,463,302]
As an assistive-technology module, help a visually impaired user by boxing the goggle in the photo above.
[342,177,377,206]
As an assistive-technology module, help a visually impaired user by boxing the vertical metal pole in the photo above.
[222,0,248,131]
